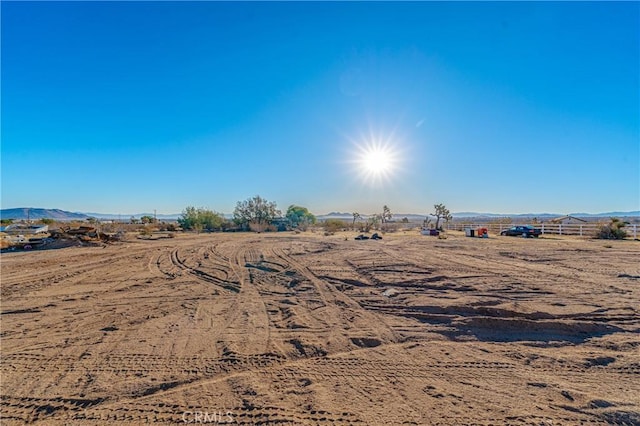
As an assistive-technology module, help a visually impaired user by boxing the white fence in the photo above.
[445,222,639,239]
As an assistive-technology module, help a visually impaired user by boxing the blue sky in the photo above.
[2,1,638,215]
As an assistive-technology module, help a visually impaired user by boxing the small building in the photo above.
[549,215,588,225]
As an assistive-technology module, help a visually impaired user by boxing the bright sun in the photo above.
[353,141,400,186]
[361,147,393,175]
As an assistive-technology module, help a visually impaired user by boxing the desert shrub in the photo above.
[167,233,176,238]
[358,222,371,232]
[595,218,627,240]
[383,223,401,233]
[323,219,346,233]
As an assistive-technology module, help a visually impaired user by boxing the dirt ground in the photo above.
[1,231,639,425]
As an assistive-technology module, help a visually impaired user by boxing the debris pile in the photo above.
[51,226,124,244]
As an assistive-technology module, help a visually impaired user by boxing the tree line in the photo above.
[176,195,317,233]
[176,195,453,233]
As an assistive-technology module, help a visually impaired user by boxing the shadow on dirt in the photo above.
[442,317,627,344]
[391,305,631,344]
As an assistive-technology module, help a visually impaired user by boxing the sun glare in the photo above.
[361,147,393,175]
[352,139,401,186]
[363,149,392,173]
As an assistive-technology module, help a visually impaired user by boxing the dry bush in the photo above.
[595,218,627,240]
[382,223,401,233]
[323,219,346,233]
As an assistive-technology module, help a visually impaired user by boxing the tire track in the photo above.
[169,248,241,293]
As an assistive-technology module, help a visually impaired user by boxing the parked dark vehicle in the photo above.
[500,225,542,238]
[354,234,370,240]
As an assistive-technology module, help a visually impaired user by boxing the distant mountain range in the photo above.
[0,208,181,221]
[1,208,638,222]
[0,208,89,221]
[83,212,182,220]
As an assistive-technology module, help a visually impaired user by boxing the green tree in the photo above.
[233,195,280,232]
[1,219,14,225]
[140,215,156,224]
[178,207,225,232]
[193,221,203,234]
[178,207,199,230]
[285,205,316,230]
[199,209,225,231]
[39,218,55,225]
[431,203,452,230]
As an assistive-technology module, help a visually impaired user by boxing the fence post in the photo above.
[634,224,637,239]
[579,225,582,237]
[541,223,545,235]
[559,224,562,235]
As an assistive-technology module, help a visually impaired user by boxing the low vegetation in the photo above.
[595,218,627,240]
[323,219,347,233]
[285,205,316,231]
[178,206,225,232]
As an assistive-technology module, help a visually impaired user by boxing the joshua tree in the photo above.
[381,205,392,224]
[431,203,452,231]
[352,212,361,230]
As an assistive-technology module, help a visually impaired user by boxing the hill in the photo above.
[0,208,89,221]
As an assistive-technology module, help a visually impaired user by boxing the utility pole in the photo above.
[154,209,157,223]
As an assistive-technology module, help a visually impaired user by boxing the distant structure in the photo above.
[549,215,588,225]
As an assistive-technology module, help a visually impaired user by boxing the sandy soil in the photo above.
[1,231,639,425]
